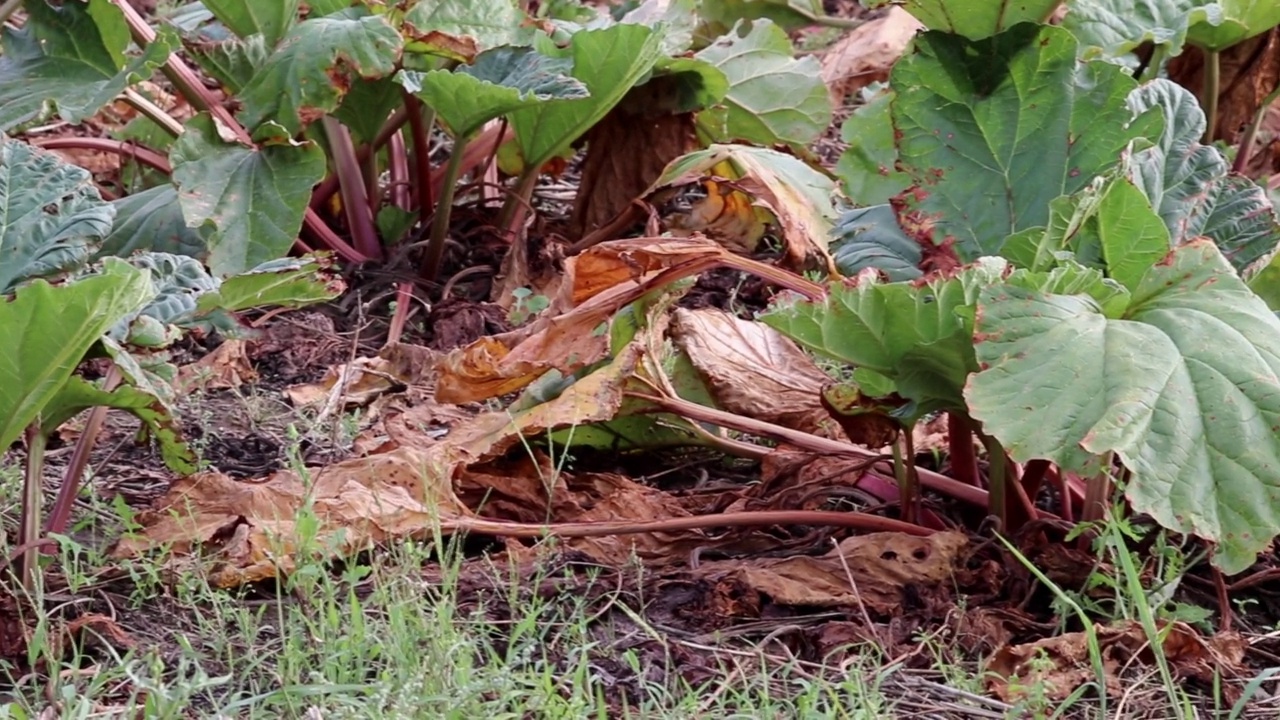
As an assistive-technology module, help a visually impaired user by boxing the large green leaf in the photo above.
[238,11,403,135]
[169,114,327,277]
[0,138,115,293]
[760,258,1010,413]
[198,255,344,313]
[40,376,194,473]
[0,0,177,130]
[1062,0,1218,56]
[510,24,665,168]
[1065,0,1280,56]
[865,0,1063,40]
[835,91,910,207]
[105,253,341,345]
[1125,80,1280,274]
[100,185,212,261]
[203,0,300,47]
[0,259,154,453]
[966,240,1280,574]
[693,20,831,149]
[1187,0,1280,50]
[398,46,588,139]
[331,76,404,144]
[890,24,1162,260]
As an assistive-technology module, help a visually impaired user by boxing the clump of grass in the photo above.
[2,528,901,719]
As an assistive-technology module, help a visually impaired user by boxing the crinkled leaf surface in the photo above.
[100,185,212,261]
[694,19,831,148]
[0,259,153,453]
[186,34,271,95]
[238,11,402,134]
[830,205,923,282]
[761,258,1010,413]
[891,24,1162,259]
[510,24,664,167]
[836,91,910,206]
[1125,80,1280,274]
[1066,0,1280,56]
[622,0,699,54]
[403,0,529,55]
[124,253,216,326]
[202,0,300,47]
[0,139,114,293]
[0,0,177,130]
[1062,0,1219,56]
[398,47,588,139]
[966,240,1280,574]
[170,114,327,277]
[865,0,1062,40]
[1003,262,1130,316]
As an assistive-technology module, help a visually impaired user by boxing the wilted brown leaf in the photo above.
[282,355,402,409]
[820,8,923,106]
[178,339,258,391]
[115,344,649,586]
[111,446,477,587]
[658,146,838,272]
[703,531,967,614]
[986,621,1247,703]
[402,28,478,63]
[671,308,837,437]
[562,236,730,307]
[437,253,705,404]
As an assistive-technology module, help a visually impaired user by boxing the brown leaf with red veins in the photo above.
[562,236,730,307]
[820,8,923,106]
[458,459,736,566]
[670,307,838,437]
[440,239,724,404]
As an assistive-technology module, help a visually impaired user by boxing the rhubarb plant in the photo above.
[0,0,834,295]
[784,13,1280,574]
[0,135,341,588]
